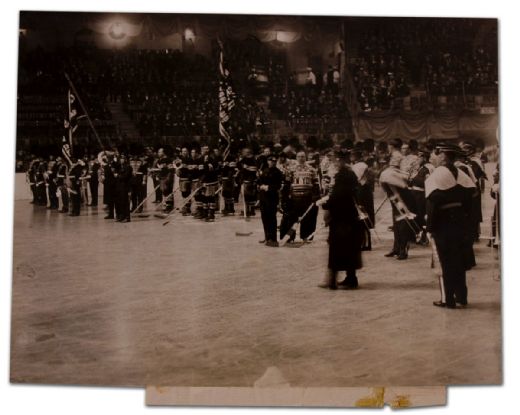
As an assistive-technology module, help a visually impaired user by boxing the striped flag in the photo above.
[218,40,236,152]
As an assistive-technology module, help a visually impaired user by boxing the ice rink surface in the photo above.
[10,176,501,387]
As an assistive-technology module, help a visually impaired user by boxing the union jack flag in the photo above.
[218,40,236,154]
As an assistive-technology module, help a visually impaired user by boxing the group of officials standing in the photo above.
[25,136,498,308]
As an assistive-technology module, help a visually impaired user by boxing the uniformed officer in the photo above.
[68,159,84,216]
[55,157,69,213]
[45,156,59,209]
[258,154,283,247]
[426,143,475,309]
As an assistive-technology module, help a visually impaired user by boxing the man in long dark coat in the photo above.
[103,156,117,220]
[258,155,284,247]
[318,152,363,290]
[114,154,133,222]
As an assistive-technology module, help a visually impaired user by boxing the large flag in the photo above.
[218,40,236,153]
[62,89,80,162]
[61,138,73,165]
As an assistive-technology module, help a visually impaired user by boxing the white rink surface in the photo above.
[10,178,501,387]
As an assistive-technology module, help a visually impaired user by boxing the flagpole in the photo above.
[64,72,106,153]
[67,90,74,156]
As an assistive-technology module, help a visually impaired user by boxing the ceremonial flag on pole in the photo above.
[61,138,73,165]
[218,40,236,154]
[62,89,82,162]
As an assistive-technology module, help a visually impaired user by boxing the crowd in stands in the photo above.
[350,18,498,111]
[16,18,498,152]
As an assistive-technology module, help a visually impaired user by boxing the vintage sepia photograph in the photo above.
[10,11,500,390]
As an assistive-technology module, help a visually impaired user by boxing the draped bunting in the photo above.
[358,110,498,143]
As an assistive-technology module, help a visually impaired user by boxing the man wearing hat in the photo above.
[258,154,284,247]
[114,154,133,223]
[317,151,363,289]
[425,143,475,308]
[459,141,486,243]
[409,147,434,245]
[351,144,375,251]
[380,153,418,260]
[68,158,84,216]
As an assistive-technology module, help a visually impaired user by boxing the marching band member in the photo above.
[380,154,418,260]
[426,143,475,309]
[68,158,83,216]
[55,157,69,213]
[408,147,433,245]
[351,145,375,251]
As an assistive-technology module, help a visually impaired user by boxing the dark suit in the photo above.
[115,163,133,221]
[258,165,283,242]
[103,164,117,218]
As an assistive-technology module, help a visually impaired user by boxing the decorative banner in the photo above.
[358,110,498,143]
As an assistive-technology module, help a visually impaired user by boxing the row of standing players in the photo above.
[26,140,499,306]
[25,144,374,248]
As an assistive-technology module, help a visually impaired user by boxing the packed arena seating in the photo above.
[16,17,498,152]
[350,18,498,111]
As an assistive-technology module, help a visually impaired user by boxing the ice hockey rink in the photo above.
[10,166,501,387]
